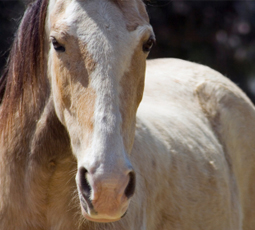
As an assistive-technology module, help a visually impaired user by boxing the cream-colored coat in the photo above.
[126,58,255,230]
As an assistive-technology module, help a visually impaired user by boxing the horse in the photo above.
[1,0,255,229]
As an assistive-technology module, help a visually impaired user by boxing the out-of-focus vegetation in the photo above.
[0,1,255,102]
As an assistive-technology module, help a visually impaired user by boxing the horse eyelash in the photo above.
[51,37,66,52]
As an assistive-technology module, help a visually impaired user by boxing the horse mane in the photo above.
[0,69,7,103]
[0,0,49,117]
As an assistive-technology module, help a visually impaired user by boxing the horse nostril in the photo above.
[124,171,136,199]
[79,167,91,199]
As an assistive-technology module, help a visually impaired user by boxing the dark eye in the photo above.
[51,37,65,52]
[143,37,155,53]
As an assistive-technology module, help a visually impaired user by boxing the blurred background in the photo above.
[0,0,255,102]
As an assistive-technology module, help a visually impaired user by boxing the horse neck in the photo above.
[0,91,76,229]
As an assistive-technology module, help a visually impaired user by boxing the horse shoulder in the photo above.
[196,78,255,229]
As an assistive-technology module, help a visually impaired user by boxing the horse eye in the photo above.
[143,37,155,53]
[51,37,65,52]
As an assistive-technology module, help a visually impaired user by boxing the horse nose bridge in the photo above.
[83,146,134,175]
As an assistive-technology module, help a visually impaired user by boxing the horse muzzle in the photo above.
[76,166,136,223]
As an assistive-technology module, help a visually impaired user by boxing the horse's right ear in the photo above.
[143,0,158,6]
[143,0,170,7]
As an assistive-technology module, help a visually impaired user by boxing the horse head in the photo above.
[47,0,155,223]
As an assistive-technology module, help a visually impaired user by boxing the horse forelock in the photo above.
[0,0,49,126]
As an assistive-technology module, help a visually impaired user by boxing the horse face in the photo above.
[47,0,154,222]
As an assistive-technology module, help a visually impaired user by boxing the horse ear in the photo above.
[143,0,170,7]
[23,0,38,8]
[143,0,157,5]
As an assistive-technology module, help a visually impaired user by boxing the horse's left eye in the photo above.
[143,37,156,53]
[51,37,65,52]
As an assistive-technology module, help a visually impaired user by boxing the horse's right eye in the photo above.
[51,37,65,52]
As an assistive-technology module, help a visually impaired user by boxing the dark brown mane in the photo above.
[0,0,49,116]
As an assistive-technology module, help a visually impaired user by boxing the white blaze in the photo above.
[60,0,151,167]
